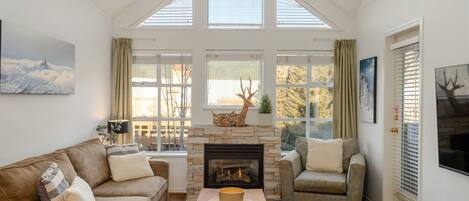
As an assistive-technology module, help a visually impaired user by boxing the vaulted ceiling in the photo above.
[91,0,366,19]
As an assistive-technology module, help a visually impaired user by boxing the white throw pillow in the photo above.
[306,138,344,173]
[108,152,154,182]
[63,176,95,201]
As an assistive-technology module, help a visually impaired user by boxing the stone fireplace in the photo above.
[186,126,281,201]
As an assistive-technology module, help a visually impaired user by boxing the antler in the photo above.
[247,77,258,99]
[239,78,246,97]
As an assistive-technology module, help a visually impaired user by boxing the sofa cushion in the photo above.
[108,153,154,182]
[38,162,70,201]
[63,176,96,201]
[106,144,139,156]
[63,138,110,188]
[0,151,76,201]
[294,171,346,194]
[92,176,167,200]
[95,197,150,201]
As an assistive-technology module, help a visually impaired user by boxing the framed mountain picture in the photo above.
[0,20,75,94]
[359,56,377,123]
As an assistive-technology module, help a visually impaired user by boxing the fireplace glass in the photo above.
[208,159,260,186]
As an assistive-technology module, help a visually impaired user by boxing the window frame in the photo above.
[204,50,264,109]
[132,51,193,153]
[207,0,265,30]
[275,52,334,151]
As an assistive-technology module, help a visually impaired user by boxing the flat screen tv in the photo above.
[435,64,469,176]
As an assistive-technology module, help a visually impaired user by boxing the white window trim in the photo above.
[275,51,334,149]
[132,51,193,153]
[204,50,265,109]
[385,17,424,201]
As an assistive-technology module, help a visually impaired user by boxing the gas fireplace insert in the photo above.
[204,144,264,189]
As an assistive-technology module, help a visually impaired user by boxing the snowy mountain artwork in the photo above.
[359,57,377,123]
[0,20,75,94]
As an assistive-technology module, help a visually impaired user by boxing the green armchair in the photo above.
[280,137,366,201]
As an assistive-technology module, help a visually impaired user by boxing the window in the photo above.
[206,51,262,107]
[276,0,331,29]
[140,0,193,27]
[208,0,264,29]
[132,52,192,152]
[392,43,420,200]
[276,52,334,151]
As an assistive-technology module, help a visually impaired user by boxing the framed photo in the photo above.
[0,20,75,94]
[359,56,377,123]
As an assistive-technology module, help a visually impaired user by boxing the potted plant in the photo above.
[258,94,273,126]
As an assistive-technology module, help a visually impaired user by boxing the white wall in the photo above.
[356,0,469,201]
[0,0,112,165]
[420,1,469,201]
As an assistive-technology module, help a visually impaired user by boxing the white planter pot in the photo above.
[257,113,273,126]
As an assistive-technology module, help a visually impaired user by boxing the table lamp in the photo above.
[108,120,129,144]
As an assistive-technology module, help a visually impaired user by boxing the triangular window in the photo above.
[140,0,193,27]
[277,0,331,28]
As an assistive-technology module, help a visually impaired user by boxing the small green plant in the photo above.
[259,94,272,114]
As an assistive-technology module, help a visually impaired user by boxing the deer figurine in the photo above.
[235,77,258,127]
[211,77,258,127]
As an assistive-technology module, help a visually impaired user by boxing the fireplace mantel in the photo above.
[186,126,281,201]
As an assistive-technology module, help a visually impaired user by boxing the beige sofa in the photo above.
[280,137,366,201]
[0,138,168,201]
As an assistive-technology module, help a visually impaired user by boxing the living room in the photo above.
[1,0,469,201]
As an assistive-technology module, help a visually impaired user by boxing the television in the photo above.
[435,64,469,176]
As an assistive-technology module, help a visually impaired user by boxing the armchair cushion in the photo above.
[295,137,358,171]
[294,171,346,194]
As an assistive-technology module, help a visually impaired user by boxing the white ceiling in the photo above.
[329,0,363,17]
[91,0,138,17]
[91,0,365,19]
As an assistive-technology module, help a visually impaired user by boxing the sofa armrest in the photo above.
[347,153,366,201]
[279,151,303,201]
[149,159,169,181]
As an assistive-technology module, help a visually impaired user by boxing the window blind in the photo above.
[208,0,263,29]
[276,0,330,28]
[393,42,420,201]
[206,50,263,60]
[134,53,192,64]
[140,0,193,27]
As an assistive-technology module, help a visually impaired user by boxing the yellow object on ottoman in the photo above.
[219,187,244,201]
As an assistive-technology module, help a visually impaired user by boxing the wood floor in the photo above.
[169,193,187,201]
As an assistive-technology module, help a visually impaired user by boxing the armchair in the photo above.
[280,137,366,201]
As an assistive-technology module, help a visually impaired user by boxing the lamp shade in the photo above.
[108,120,129,134]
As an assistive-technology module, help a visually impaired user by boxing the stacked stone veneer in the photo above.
[186,126,281,201]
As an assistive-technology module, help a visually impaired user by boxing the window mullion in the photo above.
[305,61,312,138]
[156,61,162,152]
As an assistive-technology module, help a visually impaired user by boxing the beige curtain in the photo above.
[111,38,133,144]
[333,39,358,139]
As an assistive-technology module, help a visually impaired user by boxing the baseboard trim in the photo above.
[169,188,187,193]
